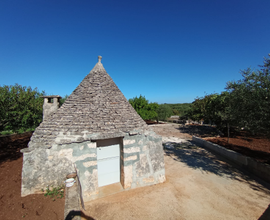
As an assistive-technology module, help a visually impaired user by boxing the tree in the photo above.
[59,94,69,106]
[206,92,234,125]
[156,104,173,122]
[209,92,236,142]
[226,54,270,135]
[187,54,270,137]
[129,95,158,120]
[165,103,192,118]
[187,94,216,123]
[187,92,235,142]
[0,84,45,132]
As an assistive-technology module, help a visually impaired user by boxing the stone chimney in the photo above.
[41,95,62,121]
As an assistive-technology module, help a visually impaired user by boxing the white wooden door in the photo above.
[97,144,120,187]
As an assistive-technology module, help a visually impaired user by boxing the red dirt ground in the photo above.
[0,133,65,220]
[205,134,270,165]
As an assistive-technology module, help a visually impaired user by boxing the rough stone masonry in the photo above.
[21,56,165,201]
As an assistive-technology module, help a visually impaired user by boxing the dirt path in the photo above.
[151,123,193,140]
[150,123,221,139]
[83,124,270,220]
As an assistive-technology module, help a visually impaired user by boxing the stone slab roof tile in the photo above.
[28,56,147,148]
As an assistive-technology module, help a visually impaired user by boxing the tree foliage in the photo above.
[59,94,69,106]
[226,54,270,134]
[165,103,192,118]
[0,84,45,132]
[187,54,270,136]
[156,104,173,122]
[187,94,215,122]
[129,95,174,122]
[129,95,158,120]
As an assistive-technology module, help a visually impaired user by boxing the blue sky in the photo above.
[0,0,269,104]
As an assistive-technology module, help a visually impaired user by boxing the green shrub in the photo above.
[42,185,65,200]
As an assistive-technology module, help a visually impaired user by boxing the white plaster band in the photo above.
[123,139,136,145]
[124,147,140,153]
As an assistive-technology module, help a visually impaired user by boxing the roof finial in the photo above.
[98,56,102,63]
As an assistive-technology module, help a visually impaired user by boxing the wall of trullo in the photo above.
[21,129,165,201]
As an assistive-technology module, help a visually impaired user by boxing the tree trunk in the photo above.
[227,122,230,144]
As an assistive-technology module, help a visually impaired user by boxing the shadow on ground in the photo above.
[65,210,95,220]
[164,141,270,194]
[176,125,221,137]
[258,204,270,220]
[0,132,32,164]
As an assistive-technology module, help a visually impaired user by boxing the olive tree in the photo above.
[129,95,158,120]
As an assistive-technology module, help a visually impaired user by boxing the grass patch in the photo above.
[0,128,35,135]
[0,130,13,135]
[42,185,65,201]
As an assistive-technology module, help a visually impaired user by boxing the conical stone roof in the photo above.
[28,56,147,148]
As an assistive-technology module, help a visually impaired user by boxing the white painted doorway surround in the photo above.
[97,139,120,187]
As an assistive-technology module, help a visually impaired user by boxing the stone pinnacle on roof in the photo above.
[98,56,102,63]
[92,56,104,71]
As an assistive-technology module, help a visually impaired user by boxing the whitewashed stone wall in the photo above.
[21,129,165,202]
[120,130,166,190]
[21,140,98,197]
